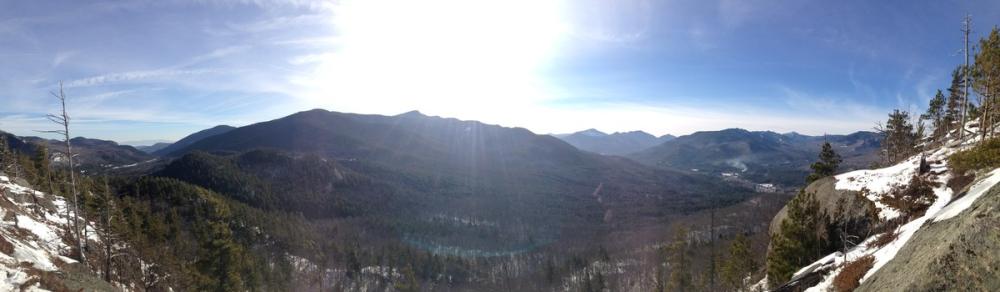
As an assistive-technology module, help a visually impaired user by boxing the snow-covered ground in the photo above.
[0,175,99,291]
[789,130,1000,291]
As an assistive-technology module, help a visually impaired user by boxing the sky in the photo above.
[1,0,999,145]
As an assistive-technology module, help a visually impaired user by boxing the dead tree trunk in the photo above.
[39,82,87,265]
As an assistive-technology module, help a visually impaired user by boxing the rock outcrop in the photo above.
[858,177,1000,291]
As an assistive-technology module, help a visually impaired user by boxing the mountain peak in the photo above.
[396,110,426,117]
[611,130,652,136]
[576,128,607,137]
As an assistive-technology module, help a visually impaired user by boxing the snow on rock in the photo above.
[932,168,1000,222]
[833,156,918,220]
[0,175,101,291]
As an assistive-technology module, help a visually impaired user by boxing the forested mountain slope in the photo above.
[18,136,155,173]
[630,129,880,187]
[161,109,754,254]
[154,125,234,157]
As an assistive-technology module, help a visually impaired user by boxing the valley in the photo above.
[2,2,999,291]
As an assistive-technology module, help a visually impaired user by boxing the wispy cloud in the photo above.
[51,51,77,68]
[197,0,335,11]
[288,53,333,65]
[183,45,251,65]
[224,13,329,33]
[64,69,224,88]
[777,85,886,127]
[63,43,249,88]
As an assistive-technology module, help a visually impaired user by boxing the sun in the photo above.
[295,0,570,120]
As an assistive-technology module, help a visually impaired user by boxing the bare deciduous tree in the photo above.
[38,82,87,264]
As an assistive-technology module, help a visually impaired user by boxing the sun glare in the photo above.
[297,0,570,119]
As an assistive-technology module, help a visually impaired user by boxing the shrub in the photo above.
[868,231,898,249]
[21,269,70,292]
[879,175,937,218]
[0,235,12,255]
[946,173,975,200]
[833,255,875,292]
[950,137,1000,174]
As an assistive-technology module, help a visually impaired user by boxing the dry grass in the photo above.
[879,175,937,219]
[868,231,898,249]
[947,173,975,202]
[0,235,13,255]
[833,255,875,292]
[21,269,70,292]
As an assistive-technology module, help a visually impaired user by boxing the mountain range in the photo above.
[629,128,881,186]
[13,135,155,173]
[135,142,172,153]
[0,109,888,290]
[148,109,753,256]
[554,129,675,155]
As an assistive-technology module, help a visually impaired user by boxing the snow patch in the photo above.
[0,175,106,289]
[932,168,1000,222]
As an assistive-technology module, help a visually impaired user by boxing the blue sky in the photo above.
[1,0,998,144]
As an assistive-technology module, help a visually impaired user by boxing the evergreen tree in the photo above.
[395,265,420,292]
[946,65,968,135]
[544,257,557,283]
[974,27,1000,140]
[665,226,692,292]
[32,144,50,187]
[0,135,11,175]
[877,110,918,163]
[766,190,825,287]
[721,234,757,291]
[922,90,947,140]
[806,142,843,183]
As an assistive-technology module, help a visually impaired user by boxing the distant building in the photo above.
[755,183,777,193]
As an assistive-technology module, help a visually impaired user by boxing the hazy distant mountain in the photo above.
[136,142,172,153]
[629,128,880,186]
[161,109,752,255]
[18,136,155,172]
[154,125,235,156]
[0,131,34,155]
[556,129,676,155]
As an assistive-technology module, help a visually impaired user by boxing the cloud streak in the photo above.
[64,69,224,88]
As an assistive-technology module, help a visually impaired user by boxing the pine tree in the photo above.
[806,142,843,183]
[544,257,557,283]
[31,144,51,195]
[974,27,1000,140]
[0,135,11,175]
[946,66,968,136]
[665,226,692,292]
[766,190,825,287]
[721,234,757,291]
[876,110,918,163]
[922,90,947,140]
[394,265,420,292]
